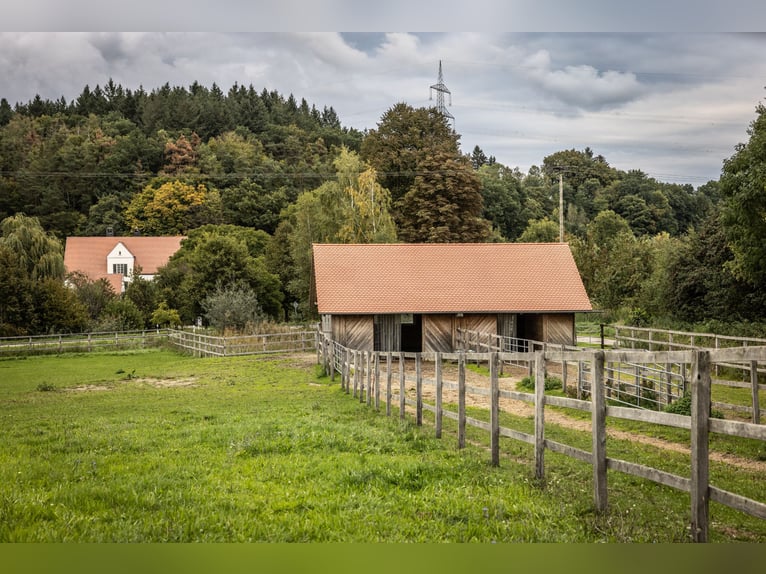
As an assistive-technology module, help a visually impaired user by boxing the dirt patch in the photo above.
[131,377,197,388]
[65,384,112,392]
[65,377,197,392]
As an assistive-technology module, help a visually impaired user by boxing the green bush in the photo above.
[664,391,724,419]
[517,374,563,392]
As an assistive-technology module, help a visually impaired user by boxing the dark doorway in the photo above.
[400,314,423,352]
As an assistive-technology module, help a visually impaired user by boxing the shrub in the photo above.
[517,374,563,392]
[664,391,724,419]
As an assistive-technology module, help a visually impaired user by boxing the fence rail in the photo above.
[319,333,766,542]
[0,328,318,358]
[0,329,167,355]
[168,329,317,357]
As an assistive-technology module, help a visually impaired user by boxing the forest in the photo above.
[1,80,765,337]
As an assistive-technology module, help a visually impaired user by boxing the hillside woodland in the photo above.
[1,82,765,336]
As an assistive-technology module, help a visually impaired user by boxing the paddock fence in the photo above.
[0,329,168,356]
[0,328,318,358]
[318,332,766,543]
[167,328,317,357]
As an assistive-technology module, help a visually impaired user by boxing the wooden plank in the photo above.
[466,416,491,432]
[752,360,761,425]
[690,349,711,543]
[499,427,536,444]
[458,352,466,449]
[545,395,591,412]
[424,315,454,353]
[386,352,392,417]
[710,347,766,362]
[535,350,546,480]
[544,439,591,463]
[499,389,535,403]
[709,486,766,520]
[544,314,575,346]
[366,351,372,406]
[435,353,443,439]
[374,352,380,411]
[490,352,500,466]
[416,354,423,426]
[709,418,766,441]
[399,352,406,420]
[606,459,691,492]
[606,406,692,429]
[592,350,607,513]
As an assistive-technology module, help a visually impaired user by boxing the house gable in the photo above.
[106,242,135,276]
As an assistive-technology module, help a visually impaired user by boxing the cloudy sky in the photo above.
[3,2,766,187]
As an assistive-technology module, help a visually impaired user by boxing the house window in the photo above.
[113,263,128,275]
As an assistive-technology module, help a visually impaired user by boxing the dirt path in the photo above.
[357,357,766,474]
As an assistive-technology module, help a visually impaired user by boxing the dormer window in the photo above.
[113,263,128,275]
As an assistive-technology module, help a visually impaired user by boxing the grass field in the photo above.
[1,348,765,542]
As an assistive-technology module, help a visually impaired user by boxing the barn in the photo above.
[312,243,592,353]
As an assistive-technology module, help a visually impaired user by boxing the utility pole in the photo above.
[559,173,564,243]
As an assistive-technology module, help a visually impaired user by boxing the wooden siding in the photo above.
[332,315,374,351]
[374,314,401,352]
[424,315,453,353]
[544,314,575,346]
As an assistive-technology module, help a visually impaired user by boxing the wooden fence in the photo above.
[0,328,318,358]
[167,329,317,357]
[613,325,766,422]
[0,329,167,356]
[319,334,766,542]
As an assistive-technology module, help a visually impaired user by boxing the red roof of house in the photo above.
[64,236,184,281]
[312,243,592,314]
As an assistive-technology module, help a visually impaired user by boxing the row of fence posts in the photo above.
[320,338,723,543]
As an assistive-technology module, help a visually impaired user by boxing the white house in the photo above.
[64,236,185,293]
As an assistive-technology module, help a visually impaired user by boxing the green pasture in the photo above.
[1,349,764,542]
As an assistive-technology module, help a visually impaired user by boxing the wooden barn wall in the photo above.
[543,314,575,346]
[454,314,498,350]
[332,315,374,351]
[423,315,453,353]
[374,314,401,352]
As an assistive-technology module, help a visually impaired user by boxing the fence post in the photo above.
[561,343,567,395]
[534,350,546,481]
[386,352,392,417]
[366,351,372,406]
[751,361,760,425]
[458,351,466,449]
[415,354,423,426]
[435,352,443,439]
[352,351,359,398]
[592,350,607,513]
[330,342,336,381]
[374,352,381,411]
[690,349,711,543]
[399,352,406,420]
[490,352,500,467]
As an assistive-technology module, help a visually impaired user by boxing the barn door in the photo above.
[374,314,401,351]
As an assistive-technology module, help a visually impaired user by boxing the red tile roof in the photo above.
[64,236,184,282]
[312,243,592,314]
